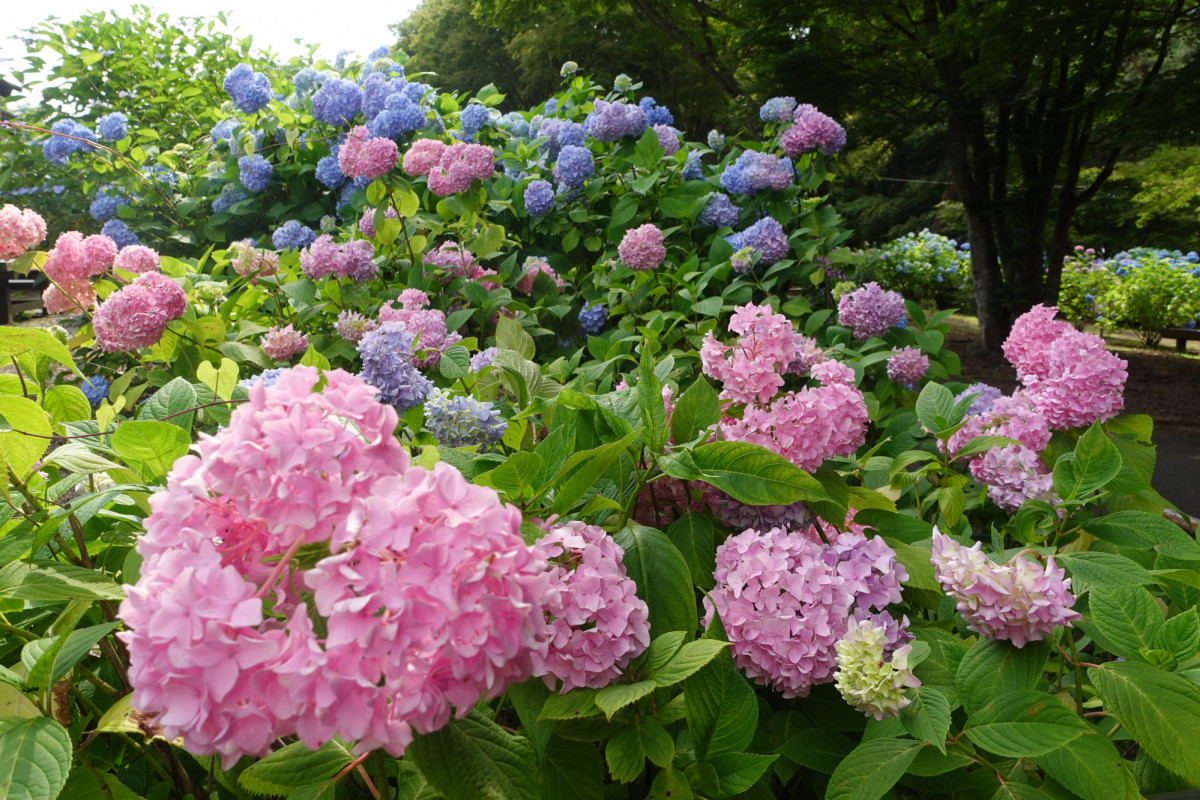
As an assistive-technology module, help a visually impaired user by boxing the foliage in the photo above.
[855,229,972,309]
[0,12,1198,800]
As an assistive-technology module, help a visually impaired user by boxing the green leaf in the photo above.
[1055,551,1156,592]
[956,639,1049,715]
[538,689,602,721]
[1088,586,1164,662]
[670,377,720,444]
[594,680,656,719]
[632,128,666,169]
[1153,609,1200,661]
[684,649,756,761]
[1071,422,1122,496]
[550,431,638,516]
[900,686,952,753]
[110,420,190,482]
[23,622,118,688]
[196,358,239,401]
[0,395,51,479]
[497,316,535,360]
[1083,511,1200,561]
[964,690,1089,757]
[613,525,697,635]
[666,512,716,591]
[937,485,966,527]
[708,752,778,796]
[0,561,125,601]
[648,766,693,800]
[137,376,198,430]
[660,441,828,506]
[0,327,81,376]
[239,739,354,795]
[650,639,727,687]
[438,345,471,380]
[540,737,604,800]
[640,631,687,675]
[0,717,72,800]
[407,711,537,800]
[606,716,673,782]
[1037,730,1129,800]
[825,737,924,800]
[298,344,330,370]
[1090,661,1200,783]
[915,382,956,433]
[776,728,856,774]
[42,385,90,424]
[991,784,1054,800]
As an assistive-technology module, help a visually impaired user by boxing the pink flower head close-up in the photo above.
[618,223,667,271]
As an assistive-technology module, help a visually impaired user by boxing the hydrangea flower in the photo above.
[838,282,907,340]
[358,322,433,410]
[358,205,398,239]
[81,375,109,408]
[725,217,789,268]
[0,205,47,260]
[705,489,813,533]
[377,291,461,368]
[782,106,847,156]
[639,96,673,127]
[707,129,725,151]
[471,347,498,371]
[422,241,499,286]
[315,155,345,188]
[43,279,97,314]
[618,224,667,271]
[947,393,1051,456]
[423,388,507,447]
[88,186,127,222]
[261,324,309,361]
[43,231,116,282]
[1002,305,1071,383]
[459,104,491,136]
[886,346,929,385]
[613,74,634,92]
[560,61,579,77]
[101,219,139,249]
[238,154,273,192]
[212,186,248,214]
[230,239,279,278]
[931,530,1080,646]
[759,96,797,122]
[311,78,363,126]
[223,64,273,114]
[299,235,377,282]
[335,310,379,344]
[402,138,449,177]
[653,124,681,156]
[97,112,128,141]
[553,145,594,187]
[337,126,398,179]
[970,444,1059,512]
[681,151,703,181]
[834,620,921,720]
[113,245,160,276]
[426,142,494,195]
[955,382,1003,416]
[1022,326,1127,430]
[272,220,317,251]
[293,67,325,95]
[579,302,607,335]
[697,193,739,229]
[585,100,647,141]
[720,151,792,196]
[523,180,554,217]
[515,257,564,294]
[700,303,820,405]
[532,522,650,692]
[93,273,186,352]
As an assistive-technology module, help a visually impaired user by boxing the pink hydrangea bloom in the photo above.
[230,239,279,278]
[0,205,47,259]
[947,392,1051,456]
[532,522,650,692]
[261,324,309,361]
[886,346,928,385]
[113,245,160,276]
[426,142,494,196]
[43,231,117,282]
[1024,328,1127,430]
[515,258,564,294]
[300,235,377,282]
[781,107,847,157]
[402,138,448,177]
[337,126,399,179]
[618,224,667,271]
[119,367,558,765]
[931,529,1080,647]
[377,293,461,369]
[423,241,501,287]
[701,303,811,405]
[335,310,378,344]
[1002,305,1071,383]
[653,124,681,156]
[93,273,186,352]
[838,282,907,341]
[970,444,1058,512]
[705,522,906,698]
[397,288,430,309]
[359,205,398,239]
[43,279,97,314]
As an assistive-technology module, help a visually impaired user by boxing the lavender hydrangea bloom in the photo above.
[97,112,128,141]
[361,73,402,118]
[725,217,789,266]
[579,301,607,335]
[554,145,594,187]
[955,382,1004,415]
[101,219,138,249]
[638,96,673,126]
[223,64,272,114]
[838,282,908,340]
[783,106,847,156]
[238,368,287,390]
[424,388,507,447]
[459,104,491,136]
[238,155,272,192]
[272,220,317,251]
[585,100,647,142]
[697,193,739,228]
[543,98,558,116]
[315,155,345,188]
[357,322,433,411]
[759,96,797,122]
[524,180,554,216]
[311,78,363,126]
[720,151,793,196]
[81,376,109,408]
[470,347,498,371]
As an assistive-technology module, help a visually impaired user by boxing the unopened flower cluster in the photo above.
[834,619,920,719]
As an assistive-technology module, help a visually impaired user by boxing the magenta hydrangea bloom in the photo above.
[618,224,667,271]
[261,324,309,361]
[0,205,47,259]
[838,282,907,340]
[93,272,186,352]
[113,244,160,276]
[515,257,564,294]
[119,367,558,765]
[886,346,929,385]
[1002,305,1071,383]
[402,138,449,177]
[337,126,399,179]
[931,530,1080,647]
[781,106,847,157]
[532,522,650,692]
[704,521,906,698]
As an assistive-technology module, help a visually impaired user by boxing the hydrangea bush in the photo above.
[1,31,1199,800]
[856,229,973,309]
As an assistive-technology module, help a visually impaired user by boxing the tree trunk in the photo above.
[964,205,1006,351]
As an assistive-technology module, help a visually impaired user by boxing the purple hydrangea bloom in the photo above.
[470,347,498,371]
[955,382,1003,415]
[585,100,647,142]
[272,220,317,251]
[424,388,507,447]
[238,368,287,390]
[697,193,739,228]
[361,72,403,118]
[459,104,491,136]
[238,154,272,192]
[725,216,789,266]
[357,322,433,411]
[315,155,345,188]
[101,219,139,249]
[720,151,792,196]
[524,180,554,216]
[223,64,272,114]
[579,301,607,335]
[837,282,907,340]
[782,105,847,156]
[886,346,929,385]
[311,78,363,126]
[97,112,128,141]
[681,151,703,182]
[554,145,594,188]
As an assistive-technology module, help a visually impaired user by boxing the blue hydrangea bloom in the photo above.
[707,129,725,151]
[311,78,363,126]
[239,368,286,390]
[498,112,530,138]
[358,323,433,412]
[43,120,96,165]
[315,155,345,188]
[101,219,138,249]
[43,136,73,166]
[223,64,273,114]
[67,122,98,152]
[759,96,797,122]
[720,151,793,196]
[424,388,507,447]
[210,119,237,148]
[579,301,608,335]
[543,98,559,116]
[238,154,272,192]
[370,95,426,139]
[142,165,177,186]
[361,72,404,118]
[638,96,673,126]
[402,82,432,105]
[460,104,491,136]
[555,120,585,150]
[89,186,127,222]
[682,151,703,181]
[212,186,248,213]
[585,100,646,142]
[293,67,325,95]
[554,145,594,188]
[697,193,739,228]
[81,376,109,408]
[97,112,128,141]
[368,45,391,60]
[524,180,554,216]
[725,216,789,267]
[1188,251,1199,264]
[272,220,317,251]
